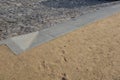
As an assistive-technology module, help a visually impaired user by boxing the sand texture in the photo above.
[0,13,120,80]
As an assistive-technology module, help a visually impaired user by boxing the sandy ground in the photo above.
[0,13,120,80]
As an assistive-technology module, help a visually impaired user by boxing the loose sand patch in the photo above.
[0,13,120,80]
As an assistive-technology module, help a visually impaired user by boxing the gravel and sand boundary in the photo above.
[1,3,120,54]
[0,12,120,80]
[0,0,120,40]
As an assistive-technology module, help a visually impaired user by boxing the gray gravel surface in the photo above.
[0,0,120,40]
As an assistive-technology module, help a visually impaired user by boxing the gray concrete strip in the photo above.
[27,31,53,51]
[74,4,120,27]
[41,4,120,37]
[0,41,3,45]
[5,39,24,54]
[11,32,40,51]
[0,31,53,54]
[0,39,23,54]
[41,25,78,37]
[0,4,120,54]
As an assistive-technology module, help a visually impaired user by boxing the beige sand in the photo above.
[0,13,120,80]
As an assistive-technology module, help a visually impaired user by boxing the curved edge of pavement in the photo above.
[0,4,120,55]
